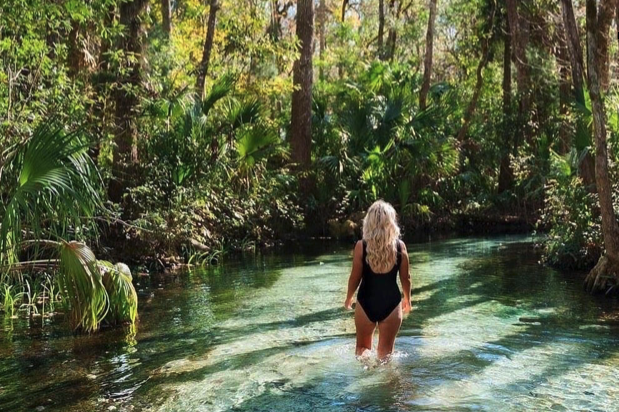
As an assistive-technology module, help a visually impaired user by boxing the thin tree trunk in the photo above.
[596,0,616,91]
[162,0,172,37]
[67,21,84,77]
[419,0,438,110]
[90,4,116,164]
[505,0,530,148]
[196,0,219,99]
[557,38,571,154]
[560,0,585,101]
[378,0,385,59]
[341,0,349,22]
[456,5,495,143]
[318,0,326,78]
[290,0,314,172]
[560,0,596,187]
[455,41,490,143]
[109,0,150,203]
[584,0,619,292]
[498,29,513,194]
[385,0,399,61]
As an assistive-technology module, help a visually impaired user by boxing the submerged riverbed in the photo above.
[2,235,619,411]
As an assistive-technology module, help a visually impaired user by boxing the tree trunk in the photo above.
[596,0,616,91]
[557,42,571,154]
[560,0,584,101]
[318,0,326,78]
[455,2,495,144]
[67,20,84,77]
[505,0,530,149]
[378,0,385,59]
[109,0,149,203]
[385,0,400,61]
[498,29,513,194]
[162,0,172,37]
[290,0,314,171]
[584,0,619,293]
[560,0,596,188]
[341,0,348,22]
[196,0,219,99]
[419,0,438,110]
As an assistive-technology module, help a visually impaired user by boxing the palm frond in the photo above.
[58,241,108,332]
[100,261,138,325]
[0,122,102,264]
[202,73,235,117]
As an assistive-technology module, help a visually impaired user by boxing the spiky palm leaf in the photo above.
[0,122,102,264]
[225,98,263,130]
[58,241,108,332]
[236,127,278,168]
[201,73,235,117]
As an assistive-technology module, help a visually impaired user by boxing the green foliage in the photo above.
[100,261,138,325]
[539,149,603,269]
[0,122,102,264]
[58,241,109,332]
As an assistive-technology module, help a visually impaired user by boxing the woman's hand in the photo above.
[344,297,354,310]
[402,299,411,314]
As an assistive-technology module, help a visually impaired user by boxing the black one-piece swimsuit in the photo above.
[357,240,402,323]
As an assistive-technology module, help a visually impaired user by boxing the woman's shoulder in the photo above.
[397,239,407,252]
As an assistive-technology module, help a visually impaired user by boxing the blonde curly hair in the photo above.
[362,200,400,273]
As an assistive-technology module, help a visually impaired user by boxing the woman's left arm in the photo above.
[399,241,411,314]
[344,241,364,309]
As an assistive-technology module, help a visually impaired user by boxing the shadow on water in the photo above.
[3,235,619,411]
[0,244,340,412]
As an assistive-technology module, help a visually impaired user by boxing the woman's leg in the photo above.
[354,304,376,356]
[377,303,403,361]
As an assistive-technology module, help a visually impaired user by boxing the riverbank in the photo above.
[99,208,537,272]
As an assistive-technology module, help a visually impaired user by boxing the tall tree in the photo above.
[555,26,571,154]
[109,0,149,202]
[560,0,584,101]
[505,0,530,148]
[196,0,219,99]
[290,0,314,171]
[162,0,172,37]
[560,0,596,188]
[584,0,619,292]
[317,0,327,78]
[67,20,84,77]
[385,1,412,61]
[455,4,495,143]
[378,0,385,59]
[419,0,438,110]
[498,29,513,193]
[596,0,615,91]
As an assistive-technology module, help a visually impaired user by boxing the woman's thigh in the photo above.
[354,303,376,351]
[377,303,402,357]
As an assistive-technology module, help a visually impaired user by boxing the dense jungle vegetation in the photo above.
[1,0,619,331]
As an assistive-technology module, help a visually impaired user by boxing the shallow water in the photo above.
[2,235,619,412]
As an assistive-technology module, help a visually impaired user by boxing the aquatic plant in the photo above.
[100,261,139,325]
[58,241,109,332]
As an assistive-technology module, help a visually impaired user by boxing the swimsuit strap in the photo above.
[361,240,367,263]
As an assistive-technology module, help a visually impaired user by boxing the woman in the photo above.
[344,200,411,361]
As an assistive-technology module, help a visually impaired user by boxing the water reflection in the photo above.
[1,236,619,411]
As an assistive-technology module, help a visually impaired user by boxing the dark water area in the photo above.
[2,235,619,412]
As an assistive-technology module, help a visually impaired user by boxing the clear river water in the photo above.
[2,235,619,412]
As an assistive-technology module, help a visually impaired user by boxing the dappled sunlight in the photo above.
[3,236,619,411]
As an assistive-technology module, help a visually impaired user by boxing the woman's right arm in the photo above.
[344,241,364,309]
[399,241,411,314]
